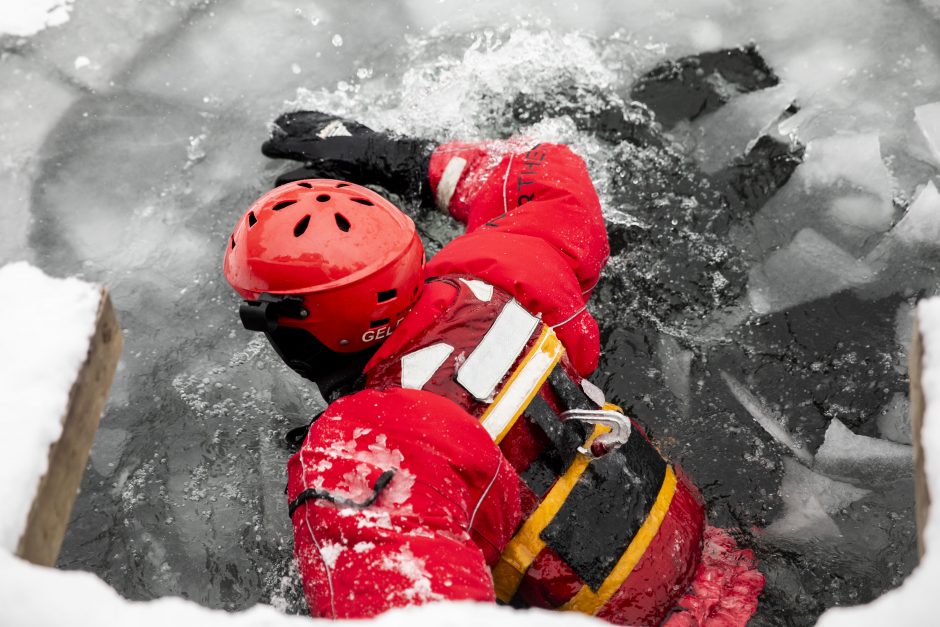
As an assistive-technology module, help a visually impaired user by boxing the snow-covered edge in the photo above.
[0,550,604,626]
[0,0,74,37]
[0,262,100,552]
[815,297,940,626]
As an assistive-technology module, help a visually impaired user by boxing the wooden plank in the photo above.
[910,312,930,559]
[15,288,122,567]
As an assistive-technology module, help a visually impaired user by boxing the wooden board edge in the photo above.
[15,288,123,566]
[910,311,930,560]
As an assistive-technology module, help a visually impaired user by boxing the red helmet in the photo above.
[223,180,425,353]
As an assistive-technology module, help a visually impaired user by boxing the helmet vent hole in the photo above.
[273,200,296,211]
[294,215,311,237]
[248,211,257,227]
[297,182,312,188]
[351,198,373,206]
[334,213,351,232]
[377,289,397,303]
[230,235,236,250]
[316,194,331,202]
[369,318,390,329]
[336,183,350,188]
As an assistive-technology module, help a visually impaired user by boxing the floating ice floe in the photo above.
[914,101,940,166]
[748,228,874,315]
[865,181,940,281]
[878,393,913,445]
[657,335,693,416]
[689,83,798,173]
[720,372,814,465]
[880,180,940,247]
[765,458,870,541]
[814,418,913,487]
[800,133,894,194]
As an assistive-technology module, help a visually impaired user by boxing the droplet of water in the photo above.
[332,34,343,47]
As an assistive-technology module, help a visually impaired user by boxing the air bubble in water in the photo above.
[332,34,343,47]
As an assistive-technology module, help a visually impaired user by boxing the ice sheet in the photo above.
[0,262,99,552]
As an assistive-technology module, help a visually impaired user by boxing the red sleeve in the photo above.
[426,141,609,376]
[286,388,521,619]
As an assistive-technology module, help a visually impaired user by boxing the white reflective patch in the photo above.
[400,343,454,390]
[317,120,353,139]
[580,378,606,407]
[481,340,561,440]
[436,157,467,212]
[459,278,494,302]
[457,300,539,401]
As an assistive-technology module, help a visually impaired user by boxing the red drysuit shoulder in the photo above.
[286,387,521,618]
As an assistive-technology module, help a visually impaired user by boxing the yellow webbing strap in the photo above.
[492,423,609,602]
[560,465,678,614]
[478,326,563,444]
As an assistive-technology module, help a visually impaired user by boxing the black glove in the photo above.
[261,111,437,205]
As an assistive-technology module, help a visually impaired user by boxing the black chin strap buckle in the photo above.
[239,294,308,333]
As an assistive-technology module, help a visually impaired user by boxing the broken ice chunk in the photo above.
[800,133,893,197]
[914,101,940,166]
[691,83,798,173]
[657,335,693,416]
[766,493,841,540]
[721,372,814,465]
[814,418,912,487]
[765,458,870,541]
[827,193,893,236]
[748,228,873,314]
[876,393,912,445]
[883,180,940,246]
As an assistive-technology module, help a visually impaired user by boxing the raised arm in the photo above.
[426,141,610,376]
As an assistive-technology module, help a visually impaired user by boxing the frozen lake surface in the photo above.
[3,0,940,625]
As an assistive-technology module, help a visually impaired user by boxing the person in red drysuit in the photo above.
[223,111,764,626]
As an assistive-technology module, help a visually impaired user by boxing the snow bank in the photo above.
[0,262,99,552]
[816,297,940,626]
[0,548,601,627]
[0,0,73,37]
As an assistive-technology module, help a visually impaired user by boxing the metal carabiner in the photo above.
[560,408,632,458]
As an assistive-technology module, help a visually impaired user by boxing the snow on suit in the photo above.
[286,140,733,625]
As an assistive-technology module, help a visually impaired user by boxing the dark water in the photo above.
[6,1,936,625]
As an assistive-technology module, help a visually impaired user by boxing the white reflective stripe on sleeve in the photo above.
[479,329,563,442]
[401,342,454,390]
[457,299,540,401]
[435,157,467,212]
[459,278,494,302]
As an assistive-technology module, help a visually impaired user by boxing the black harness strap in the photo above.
[288,469,396,518]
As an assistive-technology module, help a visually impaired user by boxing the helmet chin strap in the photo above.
[263,325,378,402]
[239,294,308,333]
